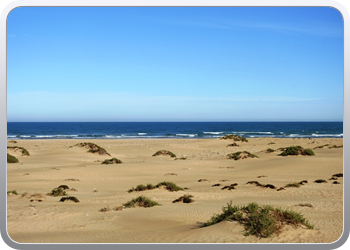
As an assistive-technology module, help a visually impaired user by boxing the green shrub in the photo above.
[47,187,67,197]
[313,144,330,149]
[266,148,275,153]
[58,185,70,190]
[7,146,30,156]
[7,153,19,163]
[101,158,123,164]
[279,146,315,156]
[202,202,314,238]
[175,157,187,160]
[227,143,239,147]
[152,150,176,158]
[124,196,160,208]
[228,151,258,160]
[71,142,110,156]
[7,190,18,195]
[220,134,248,142]
[285,183,301,188]
[128,181,183,192]
[172,194,194,203]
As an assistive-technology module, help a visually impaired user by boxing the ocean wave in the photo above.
[203,132,223,134]
[176,134,198,137]
[232,131,273,134]
[311,133,343,137]
[138,133,147,135]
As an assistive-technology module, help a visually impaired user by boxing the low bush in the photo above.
[228,151,258,160]
[7,190,18,195]
[266,148,275,153]
[71,142,111,156]
[7,153,19,163]
[124,196,160,208]
[285,183,300,188]
[47,187,67,197]
[172,194,194,203]
[227,143,239,147]
[7,146,30,156]
[60,196,80,203]
[220,134,248,142]
[152,150,176,158]
[101,158,123,164]
[279,146,315,156]
[128,181,183,193]
[202,202,314,238]
[314,179,327,183]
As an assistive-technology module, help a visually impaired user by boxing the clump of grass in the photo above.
[71,142,111,156]
[47,187,67,197]
[266,148,275,153]
[152,150,176,158]
[212,183,221,187]
[332,173,343,178]
[60,196,80,203]
[314,179,327,183]
[328,145,343,149]
[175,157,187,160]
[285,183,301,188]
[7,146,30,156]
[313,144,330,149]
[202,202,314,238]
[58,185,70,190]
[247,181,276,189]
[296,203,313,208]
[8,140,17,143]
[124,196,160,208]
[128,181,183,193]
[221,183,238,190]
[101,158,123,164]
[279,146,315,156]
[7,190,18,195]
[7,153,19,163]
[220,134,248,142]
[65,178,80,181]
[172,194,194,203]
[99,206,111,212]
[227,143,239,147]
[227,151,259,160]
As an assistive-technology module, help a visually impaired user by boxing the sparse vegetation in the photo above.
[247,181,276,189]
[7,153,19,163]
[58,185,70,190]
[332,173,343,178]
[220,134,248,142]
[152,150,176,158]
[124,196,160,208]
[7,190,18,195]
[278,146,315,156]
[172,194,194,203]
[313,144,330,149]
[70,142,111,156]
[101,158,123,164]
[221,183,238,190]
[128,181,183,193]
[227,143,239,147]
[47,187,67,197]
[175,157,187,160]
[202,202,314,238]
[8,140,17,143]
[227,151,259,160]
[296,203,313,208]
[7,146,30,156]
[314,179,327,183]
[266,148,275,153]
[60,196,80,203]
[328,145,343,149]
[285,183,301,188]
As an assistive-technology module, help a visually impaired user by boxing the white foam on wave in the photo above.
[311,133,343,137]
[203,132,223,134]
[138,133,147,135]
[176,134,198,137]
[232,131,273,134]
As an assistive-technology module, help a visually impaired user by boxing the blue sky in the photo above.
[7,7,343,122]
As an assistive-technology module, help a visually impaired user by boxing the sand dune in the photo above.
[7,138,343,243]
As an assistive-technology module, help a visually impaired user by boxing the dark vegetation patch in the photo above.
[60,196,80,203]
[7,153,19,163]
[202,202,314,238]
[8,140,17,143]
[58,185,69,190]
[221,183,238,190]
[220,134,248,142]
[175,157,187,160]
[227,143,239,147]
[70,142,111,156]
[124,196,160,208]
[7,190,18,195]
[278,146,315,156]
[172,194,194,203]
[257,175,268,178]
[165,173,177,176]
[7,146,30,156]
[227,151,259,160]
[328,145,343,149]
[247,181,276,189]
[152,150,176,158]
[296,203,313,208]
[212,183,221,187]
[313,144,330,149]
[285,183,301,188]
[198,179,209,182]
[128,181,183,193]
[65,178,80,181]
[314,179,327,183]
[101,158,123,164]
[332,173,343,178]
[333,181,341,184]
[277,187,285,191]
[266,148,275,153]
[47,187,67,197]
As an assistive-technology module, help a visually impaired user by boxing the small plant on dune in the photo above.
[7,146,30,156]
[314,179,327,183]
[8,140,17,143]
[220,134,248,142]
[175,157,187,160]
[70,142,111,156]
[328,145,343,149]
[285,183,301,188]
[313,144,330,149]
[228,151,259,160]
[128,181,183,193]
[202,202,314,238]
[7,153,19,163]
[47,187,67,197]
[124,196,160,208]
[332,173,343,178]
[227,142,239,147]
[152,150,176,158]
[279,146,315,156]
[58,185,70,190]
[172,194,194,203]
[60,196,80,203]
[7,190,18,195]
[266,148,275,153]
[101,158,123,164]
[128,184,156,193]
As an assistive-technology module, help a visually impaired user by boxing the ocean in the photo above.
[7,122,343,140]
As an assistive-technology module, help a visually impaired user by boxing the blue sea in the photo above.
[7,122,343,140]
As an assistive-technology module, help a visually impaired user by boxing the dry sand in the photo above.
[7,138,343,243]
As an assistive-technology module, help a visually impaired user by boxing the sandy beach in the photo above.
[6,137,343,243]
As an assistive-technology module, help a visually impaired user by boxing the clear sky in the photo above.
[7,7,343,122]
